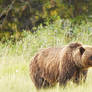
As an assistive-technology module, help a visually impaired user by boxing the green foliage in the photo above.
[0,0,91,38]
[0,19,92,57]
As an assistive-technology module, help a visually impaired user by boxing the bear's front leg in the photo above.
[73,69,88,84]
[58,61,77,87]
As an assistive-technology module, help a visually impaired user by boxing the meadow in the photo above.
[1,19,92,92]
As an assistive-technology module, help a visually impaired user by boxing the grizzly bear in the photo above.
[29,42,92,89]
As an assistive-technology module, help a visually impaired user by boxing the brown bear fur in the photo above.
[29,42,92,89]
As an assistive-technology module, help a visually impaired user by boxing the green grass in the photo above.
[1,19,92,92]
[1,55,92,92]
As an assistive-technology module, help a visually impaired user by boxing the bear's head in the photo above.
[81,46,92,68]
[67,43,92,69]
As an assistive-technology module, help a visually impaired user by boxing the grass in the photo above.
[1,55,92,92]
[0,19,92,92]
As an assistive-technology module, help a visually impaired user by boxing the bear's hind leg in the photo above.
[33,75,50,89]
[33,74,44,89]
[42,80,50,88]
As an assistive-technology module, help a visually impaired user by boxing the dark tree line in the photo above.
[0,0,91,40]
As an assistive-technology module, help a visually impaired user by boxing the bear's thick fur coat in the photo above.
[30,42,92,89]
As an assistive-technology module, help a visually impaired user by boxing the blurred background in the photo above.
[0,0,92,41]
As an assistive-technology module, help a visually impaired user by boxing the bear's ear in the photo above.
[79,47,85,55]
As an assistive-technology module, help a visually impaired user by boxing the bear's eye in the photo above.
[89,56,92,60]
